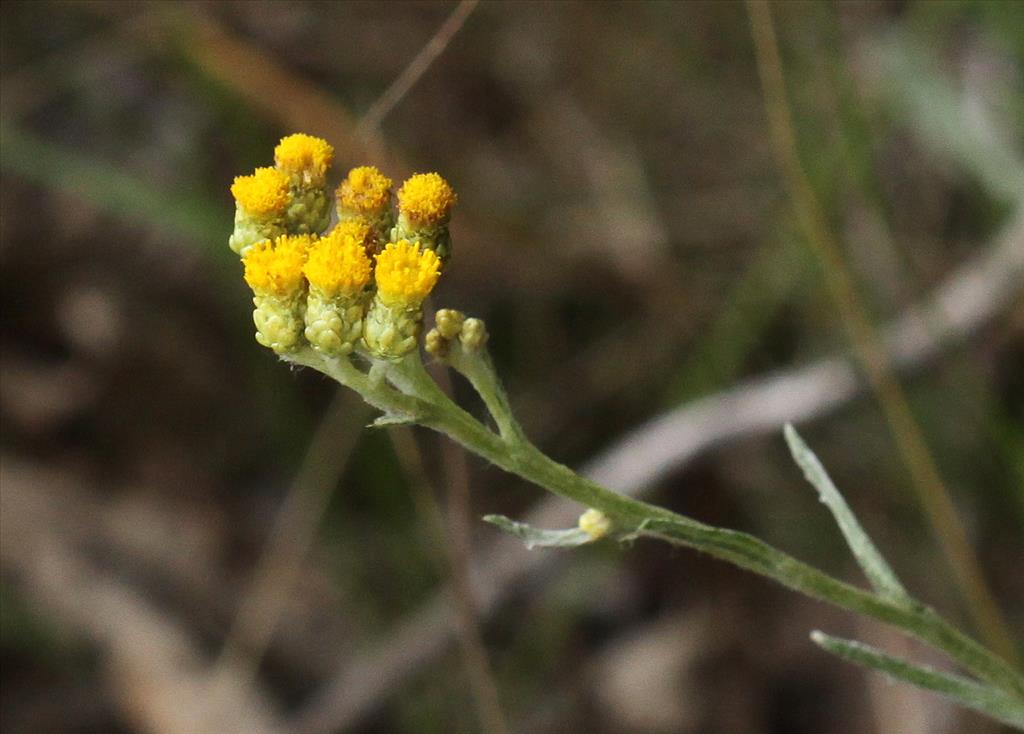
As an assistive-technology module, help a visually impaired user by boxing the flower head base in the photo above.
[392,173,456,264]
[363,241,443,360]
[231,167,290,218]
[338,166,393,216]
[274,133,334,185]
[272,133,335,235]
[374,240,442,308]
[303,223,372,356]
[243,234,312,354]
[229,168,290,256]
[304,224,372,298]
[243,234,312,298]
[397,173,457,224]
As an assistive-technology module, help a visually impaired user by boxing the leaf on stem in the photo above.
[370,412,417,428]
[483,515,593,549]
[811,631,1024,729]
[785,424,911,604]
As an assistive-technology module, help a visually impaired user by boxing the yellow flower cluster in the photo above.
[397,173,458,224]
[304,221,373,297]
[274,133,334,183]
[374,240,442,308]
[337,166,393,215]
[229,132,458,358]
[231,167,290,217]
[243,234,312,298]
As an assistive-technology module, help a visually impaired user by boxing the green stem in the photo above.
[444,344,526,443]
[289,347,1024,704]
[287,349,427,420]
[637,519,1024,700]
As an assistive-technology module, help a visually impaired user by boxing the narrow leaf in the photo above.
[370,412,416,428]
[811,631,1024,729]
[483,515,592,549]
[785,424,910,603]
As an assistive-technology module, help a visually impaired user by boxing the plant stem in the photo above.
[444,343,527,443]
[288,348,1024,704]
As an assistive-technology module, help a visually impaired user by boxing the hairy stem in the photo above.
[289,348,1024,704]
[444,343,527,443]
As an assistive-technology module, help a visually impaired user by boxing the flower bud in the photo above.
[424,327,449,358]
[274,133,335,235]
[435,308,466,340]
[336,166,393,255]
[229,167,290,255]
[363,240,442,360]
[578,509,612,540]
[459,317,488,352]
[303,224,373,356]
[243,234,312,353]
[392,173,457,265]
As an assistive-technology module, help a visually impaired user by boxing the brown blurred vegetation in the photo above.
[1,1,1022,733]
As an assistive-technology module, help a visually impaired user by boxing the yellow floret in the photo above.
[274,133,334,181]
[374,240,442,307]
[337,166,393,214]
[397,172,457,223]
[304,225,372,297]
[332,219,374,251]
[243,234,312,297]
[231,167,290,217]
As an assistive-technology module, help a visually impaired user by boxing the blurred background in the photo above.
[1,1,1022,733]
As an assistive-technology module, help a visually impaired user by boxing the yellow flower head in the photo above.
[243,234,312,297]
[337,166,393,215]
[231,167,290,217]
[274,133,334,182]
[397,173,457,224]
[374,240,442,307]
[304,224,372,297]
[334,218,374,251]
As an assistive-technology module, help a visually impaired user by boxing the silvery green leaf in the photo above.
[370,412,416,428]
[812,631,1024,729]
[483,514,593,549]
[785,424,910,604]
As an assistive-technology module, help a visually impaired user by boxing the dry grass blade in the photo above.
[389,427,510,734]
[212,392,368,693]
[178,7,394,169]
[358,0,481,135]
[0,459,291,734]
